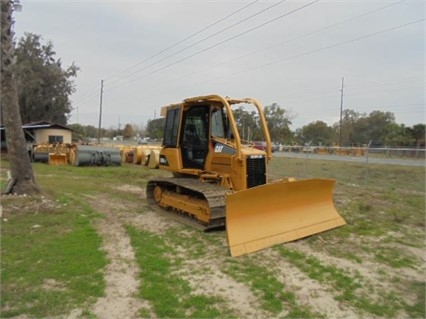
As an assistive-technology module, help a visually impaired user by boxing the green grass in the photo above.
[222,258,321,318]
[0,161,156,318]
[223,259,287,313]
[268,156,425,193]
[1,196,106,318]
[1,156,424,318]
[278,247,403,317]
[127,227,229,318]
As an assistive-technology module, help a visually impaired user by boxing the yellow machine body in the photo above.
[147,94,345,256]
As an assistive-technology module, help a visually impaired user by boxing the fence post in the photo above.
[365,140,372,186]
[304,141,312,177]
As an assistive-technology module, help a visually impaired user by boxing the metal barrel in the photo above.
[74,145,94,166]
[101,147,121,166]
[33,152,49,163]
[74,145,121,166]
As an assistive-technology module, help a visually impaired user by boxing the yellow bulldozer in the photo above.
[146,94,345,257]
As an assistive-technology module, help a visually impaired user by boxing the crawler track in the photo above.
[146,177,229,231]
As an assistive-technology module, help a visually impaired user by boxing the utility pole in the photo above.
[339,77,344,147]
[97,79,104,144]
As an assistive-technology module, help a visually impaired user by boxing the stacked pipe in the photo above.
[71,145,121,166]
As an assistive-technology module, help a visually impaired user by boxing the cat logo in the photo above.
[214,145,224,153]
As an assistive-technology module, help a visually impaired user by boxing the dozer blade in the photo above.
[226,179,345,257]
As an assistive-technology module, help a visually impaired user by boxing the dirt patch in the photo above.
[1,194,61,216]
[64,185,424,318]
[42,278,67,292]
[260,249,359,319]
[286,241,425,283]
[177,260,266,318]
[116,184,146,196]
[87,189,360,318]
[88,195,152,319]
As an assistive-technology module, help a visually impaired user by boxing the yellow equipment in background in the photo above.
[146,95,345,257]
[48,152,68,165]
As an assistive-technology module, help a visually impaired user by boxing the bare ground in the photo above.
[66,184,424,319]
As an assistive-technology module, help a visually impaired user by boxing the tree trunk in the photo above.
[1,0,39,195]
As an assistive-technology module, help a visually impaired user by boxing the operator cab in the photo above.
[180,104,232,169]
[180,105,209,169]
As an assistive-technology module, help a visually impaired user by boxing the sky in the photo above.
[13,0,425,130]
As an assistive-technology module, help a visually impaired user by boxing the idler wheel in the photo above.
[153,185,163,203]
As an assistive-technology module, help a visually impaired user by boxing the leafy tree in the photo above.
[15,33,78,125]
[301,121,332,145]
[1,0,39,194]
[366,110,395,145]
[409,124,425,147]
[335,109,364,146]
[232,106,260,141]
[67,123,84,141]
[146,118,165,140]
[332,109,396,146]
[131,123,146,138]
[383,123,414,147]
[350,116,370,145]
[264,103,292,144]
[122,123,135,139]
[293,128,303,144]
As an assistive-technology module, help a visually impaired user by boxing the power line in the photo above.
[105,0,320,92]
[187,18,425,89]
[74,2,422,120]
[137,75,423,107]
[357,103,424,111]
[281,77,424,102]
[72,1,263,108]
[104,0,261,84]
[346,84,425,97]
[172,0,410,86]
[105,0,290,88]
[210,0,409,70]
[72,90,99,109]
[346,76,425,90]
[245,19,425,74]
[104,0,409,101]
[71,84,101,105]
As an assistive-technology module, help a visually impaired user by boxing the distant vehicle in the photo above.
[253,141,276,152]
[272,143,280,152]
[253,141,266,150]
[303,144,319,153]
[138,137,149,145]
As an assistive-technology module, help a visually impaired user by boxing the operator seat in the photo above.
[185,124,200,145]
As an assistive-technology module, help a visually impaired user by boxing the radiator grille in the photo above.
[246,156,266,188]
